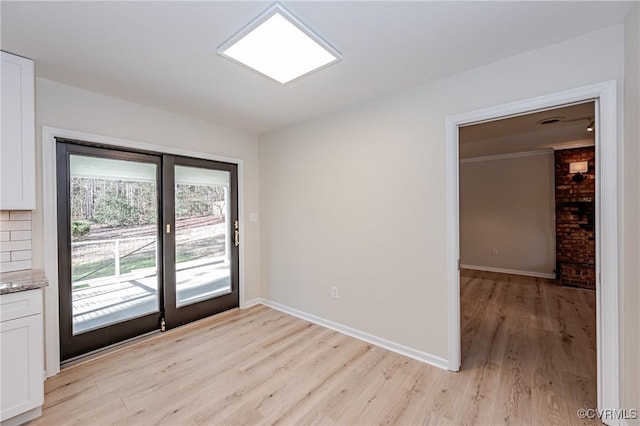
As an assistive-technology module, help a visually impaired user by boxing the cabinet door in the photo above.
[1,52,35,209]
[0,314,44,421]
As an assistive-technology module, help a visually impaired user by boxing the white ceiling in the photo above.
[459,102,595,158]
[1,1,633,134]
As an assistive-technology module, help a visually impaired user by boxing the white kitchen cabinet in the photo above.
[1,51,35,210]
[0,289,44,426]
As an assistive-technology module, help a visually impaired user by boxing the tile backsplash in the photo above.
[0,210,33,273]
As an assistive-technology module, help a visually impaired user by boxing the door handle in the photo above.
[234,230,240,247]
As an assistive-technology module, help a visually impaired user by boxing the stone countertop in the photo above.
[0,269,48,295]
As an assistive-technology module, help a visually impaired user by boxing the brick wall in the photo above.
[0,210,33,273]
[555,147,596,288]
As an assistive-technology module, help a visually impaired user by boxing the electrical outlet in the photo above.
[492,248,499,255]
[331,286,339,299]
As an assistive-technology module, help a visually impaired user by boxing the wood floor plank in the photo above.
[30,270,597,425]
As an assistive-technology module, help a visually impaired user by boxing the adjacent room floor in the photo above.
[34,270,597,425]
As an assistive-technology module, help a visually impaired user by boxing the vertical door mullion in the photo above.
[162,155,177,321]
[230,164,239,298]
[156,155,166,324]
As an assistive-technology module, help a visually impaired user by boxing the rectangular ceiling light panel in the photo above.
[218,4,341,84]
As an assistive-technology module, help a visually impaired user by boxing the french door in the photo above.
[162,155,239,329]
[57,140,239,361]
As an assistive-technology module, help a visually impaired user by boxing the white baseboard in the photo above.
[241,298,262,309]
[1,406,42,426]
[258,298,448,371]
[460,264,556,279]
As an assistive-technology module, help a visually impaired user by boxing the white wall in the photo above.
[259,25,624,360]
[459,152,555,276]
[623,2,640,421]
[34,78,261,371]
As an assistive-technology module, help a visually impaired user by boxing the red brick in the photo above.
[555,147,596,289]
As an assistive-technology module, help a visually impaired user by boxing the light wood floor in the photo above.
[31,270,597,425]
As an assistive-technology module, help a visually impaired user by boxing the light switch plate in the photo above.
[249,213,259,222]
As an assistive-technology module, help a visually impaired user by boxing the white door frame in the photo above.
[445,81,619,418]
[41,126,247,377]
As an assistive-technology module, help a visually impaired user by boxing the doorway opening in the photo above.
[445,81,619,420]
[457,101,597,421]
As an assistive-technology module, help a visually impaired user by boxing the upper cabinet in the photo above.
[1,52,35,210]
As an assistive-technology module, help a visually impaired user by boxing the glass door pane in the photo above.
[174,165,231,307]
[69,154,160,334]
